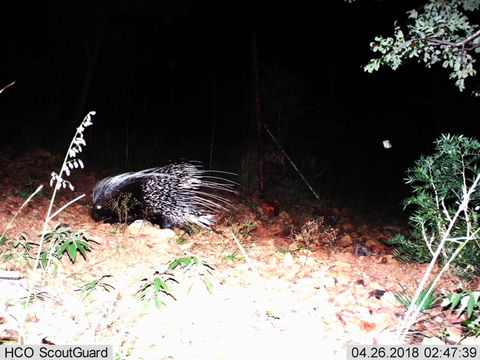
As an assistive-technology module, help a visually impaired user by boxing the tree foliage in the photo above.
[352,0,480,94]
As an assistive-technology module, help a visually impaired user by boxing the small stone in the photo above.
[283,252,295,267]
[338,234,354,247]
[334,272,351,284]
[379,291,397,307]
[127,220,176,239]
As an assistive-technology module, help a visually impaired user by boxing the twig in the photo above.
[231,231,259,277]
[0,81,15,94]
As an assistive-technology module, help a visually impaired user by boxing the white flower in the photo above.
[78,159,84,169]
[84,111,95,127]
[76,137,86,146]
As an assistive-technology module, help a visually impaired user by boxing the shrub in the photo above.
[399,134,480,278]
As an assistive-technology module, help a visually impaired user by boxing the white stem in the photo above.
[1,185,43,240]
[397,172,480,342]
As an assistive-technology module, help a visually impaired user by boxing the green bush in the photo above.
[396,134,480,278]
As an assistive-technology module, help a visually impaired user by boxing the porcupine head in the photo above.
[91,172,149,225]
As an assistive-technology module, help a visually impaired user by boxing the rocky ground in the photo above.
[0,151,478,360]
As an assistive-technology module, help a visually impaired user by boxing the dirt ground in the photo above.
[0,151,478,360]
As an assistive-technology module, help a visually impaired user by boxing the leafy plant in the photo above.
[396,134,480,342]
[76,275,115,302]
[232,221,258,241]
[41,224,95,265]
[175,232,187,245]
[137,268,177,310]
[444,290,480,336]
[277,245,304,255]
[107,192,141,224]
[294,218,337,247]
[1,234,23,263]
[400,134,480,278]
[0,233,40,268]
[33,111,95,274]
[395,283,440,313]
[387,234,434,264]
[168,256,216,294]
[223,252,244,262]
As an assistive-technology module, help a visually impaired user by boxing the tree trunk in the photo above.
[251,32,265,197]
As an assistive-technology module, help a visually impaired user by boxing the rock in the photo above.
[338,234,354,247]
[283,252,295,267]
[365,239,390,254]
[334,272,352,284]
[355,244,369,256]
[369,289,386,300]
[261,201,279,217]
[379,291,397,307]
[365,239,381,248]
[127,220,176,239]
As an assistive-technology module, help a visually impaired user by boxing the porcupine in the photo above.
[91,162,236,229]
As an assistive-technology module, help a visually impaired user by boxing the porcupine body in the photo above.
[91,162,235,229]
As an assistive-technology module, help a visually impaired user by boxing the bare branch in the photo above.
[428,29,480,50]
[0,81,15,94]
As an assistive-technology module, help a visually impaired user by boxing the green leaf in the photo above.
[203,279,214,294]
[67,243,77,262]
[154,295,164,310]
[154,277,169,293]
[467,291,476,318]
[449,293,464,309]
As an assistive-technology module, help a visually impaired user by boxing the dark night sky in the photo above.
[1,0,480,211]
